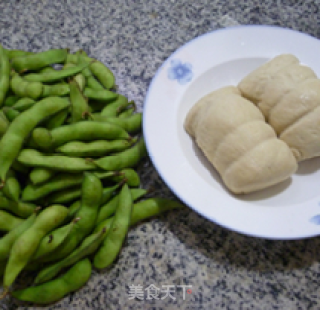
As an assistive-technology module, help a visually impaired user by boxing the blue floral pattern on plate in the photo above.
[310,214,320,225]
[167,59,193,85]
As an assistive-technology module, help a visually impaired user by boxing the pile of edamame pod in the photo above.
[0,45,183,304]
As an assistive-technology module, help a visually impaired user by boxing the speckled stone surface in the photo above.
[1,0,320,309]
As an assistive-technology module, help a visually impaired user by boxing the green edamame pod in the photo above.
[0,112,9,138]
[118,107,135,118]
[3,107,20,121]
[100,94,130,117]
[17,149,97,172]
[46,186,82,204]
[94,183,132,269]
[95,188,147,224]
[87,76,104,90]
[45,173,117,204]
[0,210,23,232]
[35,228,106,284]
[46,107,69,130]
[10,72,43,99]
[111,168,141,187]
[0,44,10,106]
[31,127,52,150]
[30,168,57,185]
[63,63,86,90]
[31,217,79,261]
[1,170,20,202]
[23,61,89,83]
[78,54,104,90]
[42,83,70,97]
[37,121,130,150]
[95,198,184,233]
[39,173,103,263]
[5,49,34,59]
[22,173,84,202]
[11,258,92,304]
[94,168,140,187]
[11,48,68,72]
[12,98,36,112]
[0,97,70,182]
[84,88,118,102]
[93,137,147,171]
[4,204,69,289]
[4,96,19,107]
[38,66,57,74]
[89,60,115,90]
[0,208,40,261]
[68,200,81,219]
[93,113,142,133]
[100,182,123,205]
[56,139,136,157]
[69,79,89,123]
[63,181,122,219]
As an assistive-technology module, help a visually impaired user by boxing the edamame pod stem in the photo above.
[17,149,97,172]
[39,173,103,263]
[29,168,57,185]
[23,61,89,83]
[22,172,84,202]
[95,198,184,233]
[100,94,130,117]
[0,196,35,218]
[36,121,130,150]
[94,183,132,269]
[84,88,118,102]
[0,210,24,232]
[69,79,89,123]
[4,204,69,289]
[56,139,136,157]
[11,258,92,304]
[0,208,40,261]
[93,137,147,171]
[0,97,70,182]
[11,48,68,72]
[95,188,147,224]
[0,45,10,106]
[93,113,142,133]
[10,72,43,99]
[31,217,79,261]
[35,228,106,284]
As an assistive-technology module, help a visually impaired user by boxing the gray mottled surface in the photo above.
[1,0,320,309]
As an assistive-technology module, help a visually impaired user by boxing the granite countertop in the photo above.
[1,0,320,309]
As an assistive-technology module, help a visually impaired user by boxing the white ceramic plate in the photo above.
[143,25,320,240]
